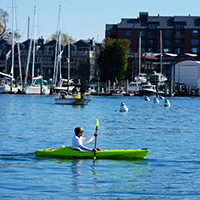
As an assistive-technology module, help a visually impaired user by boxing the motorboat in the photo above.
[0,76,18,94]
[25,76,50,95]
[111,87,125,96]
[55,90,92,105]
[139,82,156,96]
[124,81,141,94]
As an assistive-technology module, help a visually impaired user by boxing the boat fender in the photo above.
[120,102,128,112]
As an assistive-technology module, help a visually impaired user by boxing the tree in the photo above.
[97,39,130,83]
[46,32,74,44]
[0,9,9,39]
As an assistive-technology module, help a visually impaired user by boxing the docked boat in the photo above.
[124,81,141,94]
[25,76,50,95]
[35,145,149,159]
[55,90,92,105]
[139,82,156,96]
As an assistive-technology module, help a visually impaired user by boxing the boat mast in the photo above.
[53,5,61,86]
[68,39,70,82]
[58,6,62,86]
[32,6,37,83]
[11,0,15,79]
[15,4,23,88]
[139,36,141,75]
[160,30,163,74]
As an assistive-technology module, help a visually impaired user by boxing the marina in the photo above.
[0,94,200,199]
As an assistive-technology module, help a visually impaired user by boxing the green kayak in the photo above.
[35,145,149,159]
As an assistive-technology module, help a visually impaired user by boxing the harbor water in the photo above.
[1,94,200,199]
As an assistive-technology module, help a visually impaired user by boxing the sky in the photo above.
[1,0,200,43]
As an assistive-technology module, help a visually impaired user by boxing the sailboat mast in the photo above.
[139,36,141,75]
[15,4,23,88]
[32,6,37,82]
[58,5,62,85]
[160,30,163,74]
[53,5,61,86]
[68,40,70,81]
[11,0,15,78]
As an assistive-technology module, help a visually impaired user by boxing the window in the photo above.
[141,39,145,45]
[191,39,199,45]
[191,48,198,53]
[163,48,171,52]
[124,30,131,37]
[192,30,199,36]
[164,39,171,45]
[148,48,153,52]
[164,30,171,37]
[128,47,131,52]
[138,30,146,37]
[175,39,180,44]
[138,47,145,52]
[148,40,153,44]
[175,31,180,36]
[128,39,132,44]
[84,58,87,63]
[175,48,180,54]
[107,31,111,37]
[148,23,158,29]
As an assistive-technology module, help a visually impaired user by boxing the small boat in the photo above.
[144,96,150,101]
[35,145,149,159]
[25,76,50,95]
[55,90,92,105]
[139,82,156,96]
[120,102,128,112]
[123,81,141,94]
[111,88,125,96]
[164,99,171,107]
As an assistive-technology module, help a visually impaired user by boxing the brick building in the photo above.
[106,12,200,80]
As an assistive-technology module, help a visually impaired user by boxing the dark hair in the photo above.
[74,127,82,136]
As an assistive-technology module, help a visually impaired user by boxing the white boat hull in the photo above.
[25,85,50,95]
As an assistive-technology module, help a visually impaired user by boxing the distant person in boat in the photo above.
[80,86,85,99]
[72,86,78,94]
[72,127,101,152]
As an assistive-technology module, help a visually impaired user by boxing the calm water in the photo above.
[1,94,200,199]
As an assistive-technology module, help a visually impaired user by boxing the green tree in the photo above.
[97,39,130,82]
[46,32,74,44]
[0,9,9,39]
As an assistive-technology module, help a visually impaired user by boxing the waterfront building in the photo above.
[0,37,101,84]
[106,12,200,80]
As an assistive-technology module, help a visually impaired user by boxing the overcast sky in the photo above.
[1,0,200,43]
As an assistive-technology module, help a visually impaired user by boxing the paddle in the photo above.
[94,117,99,160]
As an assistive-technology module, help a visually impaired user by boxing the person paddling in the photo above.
[72,127,101,152]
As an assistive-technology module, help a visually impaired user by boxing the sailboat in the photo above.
[134,36,147,83]
[52,6,73,93]
[0,0,22,94]
[24,6,50,95]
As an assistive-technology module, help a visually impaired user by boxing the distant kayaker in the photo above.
[72,127,101,152]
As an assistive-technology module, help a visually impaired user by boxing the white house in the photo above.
[173,60,200,88]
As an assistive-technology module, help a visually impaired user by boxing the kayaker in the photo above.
[72,127,101,152]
